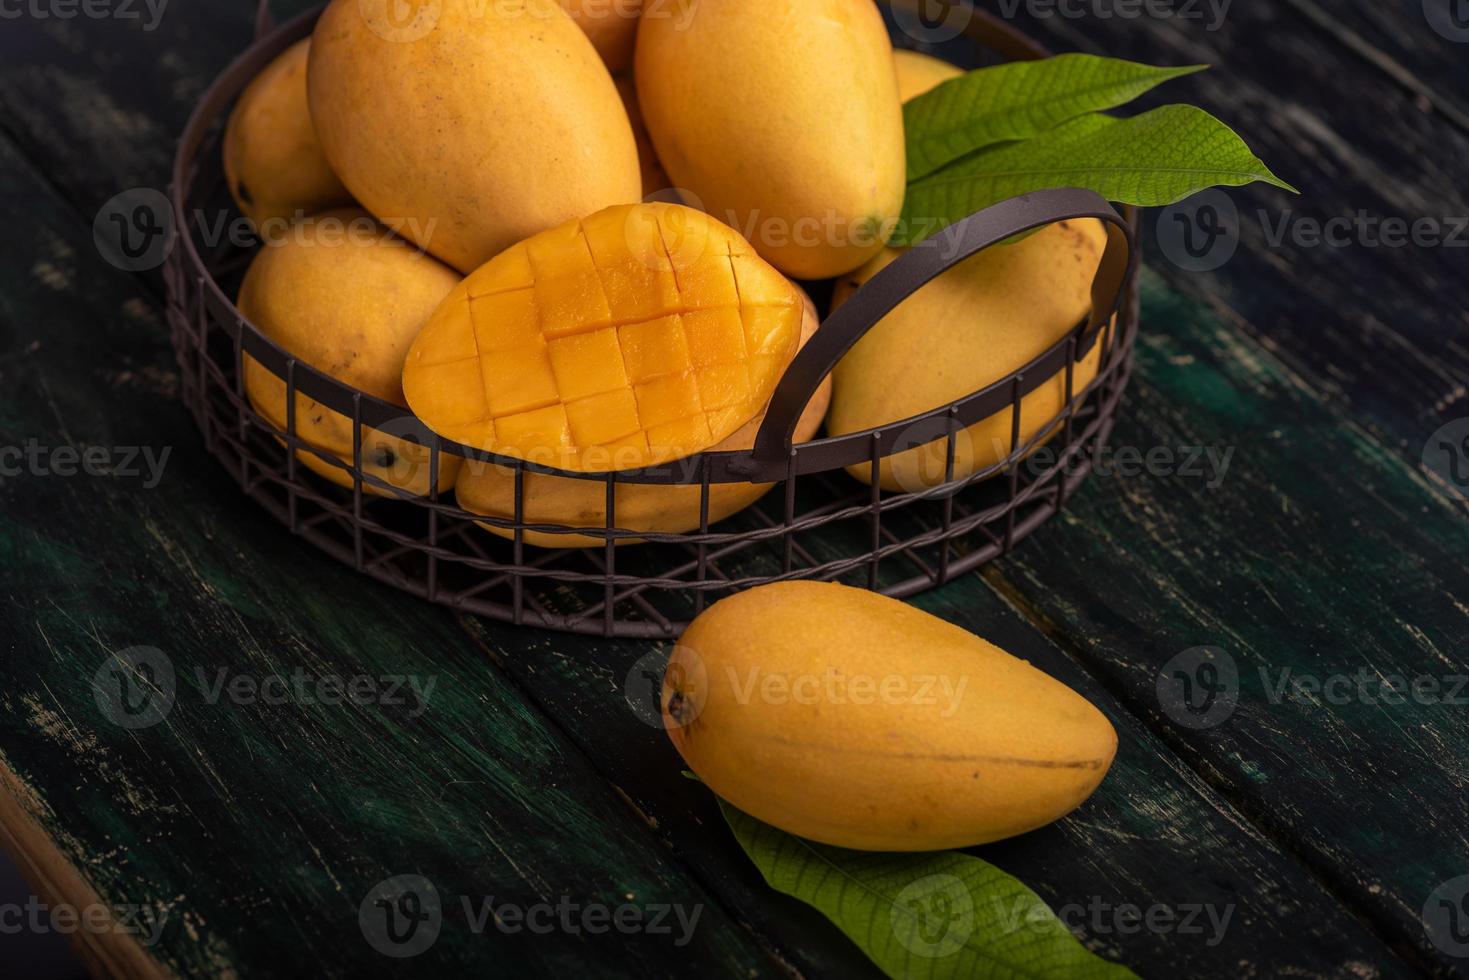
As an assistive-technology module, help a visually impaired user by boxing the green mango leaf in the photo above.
[905,54,1208,179]
[719,800,1137,980]
[895,105,1297,246]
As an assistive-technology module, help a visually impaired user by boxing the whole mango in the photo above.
[636,0,905,280]
[829,219,1109,492]
[403,203,805,473]
[455,290,829,548]
[239,208,462,496]
[308,0,640,273]
[222,39,351,230]
[662,582,1117,851]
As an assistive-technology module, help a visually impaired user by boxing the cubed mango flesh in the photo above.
[403,203,804,472]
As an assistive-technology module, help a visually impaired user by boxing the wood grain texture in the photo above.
[458,587,1415,978]
[984,273,1469,974]
[936,0,1469,476]
[1278,0,1469,132]
[0,133,781,979]
[0,94,1417,980]
[0,2,1463,979]
[0,766,169,980]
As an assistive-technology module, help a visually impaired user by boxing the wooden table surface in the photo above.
[2,1,1468,977]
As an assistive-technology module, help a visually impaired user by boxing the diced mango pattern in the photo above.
[404,203,804,472]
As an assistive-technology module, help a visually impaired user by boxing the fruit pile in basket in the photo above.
[223,0,1287,546]
[215,10,1296,967]
[223,0,1292,543]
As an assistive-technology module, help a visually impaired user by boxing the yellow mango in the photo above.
[557,0,640,73]
[404,203,805,473]
[308,0,640,273]
[636,0,905,280]
[893,48,963,102]
[239,208,463,496]
[829,220,1109,492]
[662,582,1117,851]
[222,39,351,230]
[456,290,829,547]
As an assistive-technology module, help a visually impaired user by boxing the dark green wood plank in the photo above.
[0,133,781,980]
[1277,0,1469,131]
[0,3,1457,975]
[916,1,1469,476]
[0,10,268,209]
[0,100,1416,979]
[979,272,1469,975]
[457,591,1416,978]
[3,0,1468,487]
[0,16,934,977]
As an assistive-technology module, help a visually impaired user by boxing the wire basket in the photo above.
[163,1,1142,638]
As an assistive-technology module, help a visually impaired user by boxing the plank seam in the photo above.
[1277,0,1469,137]
[450,614,810,980]
[974,564,1442,977]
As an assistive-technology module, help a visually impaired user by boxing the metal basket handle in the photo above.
[254,0,274,39]
[749,187,1136,465]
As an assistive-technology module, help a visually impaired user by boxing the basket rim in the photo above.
[168,2,1141,489]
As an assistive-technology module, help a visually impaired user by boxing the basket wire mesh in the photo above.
[163,2,1142,638]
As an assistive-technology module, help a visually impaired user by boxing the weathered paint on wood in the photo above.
[0,1,1466,978]
[980,274,1469,974]
[951,0,1469,474]
[1278,0,1469,132]
[0,134,782,979]
[0,118,1422,979]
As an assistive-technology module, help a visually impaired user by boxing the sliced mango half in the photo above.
[403,203,804,472]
